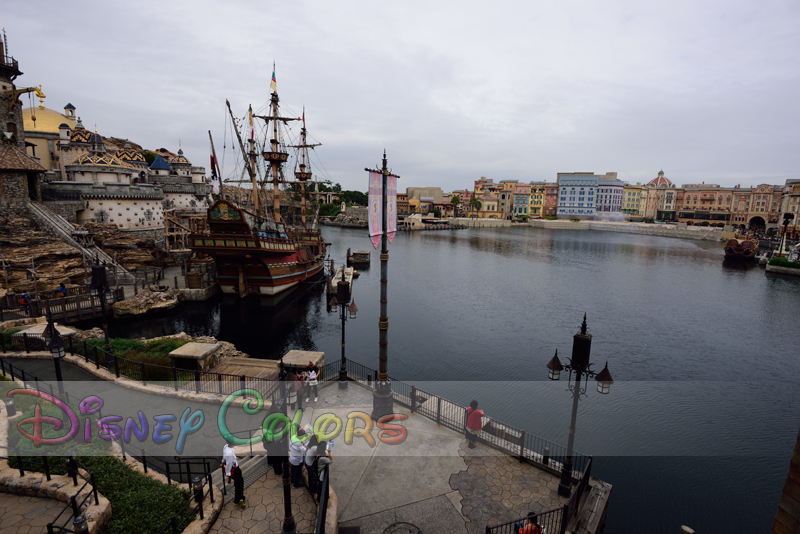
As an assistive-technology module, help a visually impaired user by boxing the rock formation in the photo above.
[111,287,181,318]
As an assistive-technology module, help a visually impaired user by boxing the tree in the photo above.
[432,208,442,218]
[451,194,461,216]
[469,197,482,213]
[142,150,157,165]
[333,183,342,193]
[339,190,368,206]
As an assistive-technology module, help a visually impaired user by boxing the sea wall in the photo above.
[529,220,725,241]
[451,217,512,228]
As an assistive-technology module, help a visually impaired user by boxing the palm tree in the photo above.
[469,197,482,214]
[451,194,461,217]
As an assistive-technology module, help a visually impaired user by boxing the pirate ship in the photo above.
[189,84,327,297]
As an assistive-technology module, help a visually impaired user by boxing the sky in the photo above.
[5,0,800,192]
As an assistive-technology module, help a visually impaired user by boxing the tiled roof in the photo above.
[150,154,171,170]
[115,147,146,164]
[0,146,47,172]
[69,151,131,169]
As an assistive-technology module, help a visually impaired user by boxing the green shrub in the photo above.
[716,223,725,228]
[570,218,581,222]
[768,257,800,269]
[2,328,21,346]
[701,221,709,226]
[545,216,558,220]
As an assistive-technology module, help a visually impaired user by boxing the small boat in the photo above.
[724,233,758,261]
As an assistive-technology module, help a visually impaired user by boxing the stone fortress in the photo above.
[20,96,211,241]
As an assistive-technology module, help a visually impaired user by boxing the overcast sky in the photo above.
[6,0,799,191]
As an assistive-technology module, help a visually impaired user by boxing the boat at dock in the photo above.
[723,233,758,261]
[190,83,327,296]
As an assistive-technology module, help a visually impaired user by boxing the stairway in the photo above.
[210,455,270,504]
[27,202,135,282]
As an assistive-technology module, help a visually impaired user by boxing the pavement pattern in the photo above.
[0,493,65,534]
[209,469,318,534]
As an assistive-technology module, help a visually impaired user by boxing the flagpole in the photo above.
[209,130,223,198]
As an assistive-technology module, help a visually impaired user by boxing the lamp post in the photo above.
[90,257,113,367]
[778,213,793,258]
[280,375,296,534]
[329,268,357,389]
[42,312,66,400]
[546,314,613,497]
[365,151,398,420]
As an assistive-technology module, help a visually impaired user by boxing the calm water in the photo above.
[106,226,800,533]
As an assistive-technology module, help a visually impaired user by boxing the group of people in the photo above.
[285,362,320,410]
[289,428,333,501]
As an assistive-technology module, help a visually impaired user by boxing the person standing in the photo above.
[515,512,543,534]
[289,428,308,488]
[221,438,246,508]
[304,435,320,493]
[57,283,67,298]
[305,362,319,403]
[465,400,484,449]
[20,291,31,317]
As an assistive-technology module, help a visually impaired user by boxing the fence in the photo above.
[0,286,125,323]
[0,444,100,534]
[484,457,593,534]
[1,358,215,534]
[320,358,591,481]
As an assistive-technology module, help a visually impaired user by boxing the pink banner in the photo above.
[387,174,397,243]
[368,171,382,249]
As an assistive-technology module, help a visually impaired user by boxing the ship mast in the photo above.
[226,100,259,212]
[290,109,321,229]
[256,90,299,225]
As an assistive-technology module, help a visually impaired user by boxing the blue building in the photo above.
[557,172,598,217]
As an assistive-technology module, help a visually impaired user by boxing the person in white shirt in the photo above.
[220,438,245,508]
[289,428,308,488]
[305,363,319,402]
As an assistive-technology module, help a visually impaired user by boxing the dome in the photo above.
[170,148,191,166]
[70,127,102,145]
[69,151,131,169]
[22,106,76,134]
[115,147,147,164]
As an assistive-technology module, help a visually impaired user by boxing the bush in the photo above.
[2,328,21,347]
[717,223,725,228]
[570,218,581,222]
[545,216,558,220]
[768,257,800,269]
[700,221,709,226]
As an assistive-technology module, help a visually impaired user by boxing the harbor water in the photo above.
[107,225,800,533]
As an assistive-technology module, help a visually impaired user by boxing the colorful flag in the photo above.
[368,171,382,249]
[387,174,397,243]
[270,66,277,92]
[248,108,255,140]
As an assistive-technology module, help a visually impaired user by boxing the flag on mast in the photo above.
[270,62,277,92]
[248,108,255,141]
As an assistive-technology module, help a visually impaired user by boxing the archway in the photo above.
[748,216,766,230]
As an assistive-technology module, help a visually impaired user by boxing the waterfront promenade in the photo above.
[0,355,601,533]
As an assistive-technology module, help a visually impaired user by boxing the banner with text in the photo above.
[388,173,397,243]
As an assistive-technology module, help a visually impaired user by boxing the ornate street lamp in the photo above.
[42,312,66,400]
[329,269,357,389]
[280,380,296,533]
[546,314,613,497]
[72,514,88,533]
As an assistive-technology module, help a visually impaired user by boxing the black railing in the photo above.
[157,461,215,534]
[484,457,593,534]
[323,358,591,480]
[315,466,331,534]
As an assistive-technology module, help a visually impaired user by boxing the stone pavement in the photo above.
[295,382,567,534]
[209,468,318,534]
[0,492,65,534]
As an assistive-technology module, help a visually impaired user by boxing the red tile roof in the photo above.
[0,146,47,172]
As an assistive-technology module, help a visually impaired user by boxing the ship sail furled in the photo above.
[189,80,327,298]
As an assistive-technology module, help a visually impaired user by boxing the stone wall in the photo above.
[529,220,725,241]
[0,171,27,200]
[451,217,512,228]
[43,200,83,223]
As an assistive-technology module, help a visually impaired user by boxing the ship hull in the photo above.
[216,258,325,295]
[724,238,758,261]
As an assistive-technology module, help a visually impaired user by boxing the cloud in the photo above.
[6,0,799,191]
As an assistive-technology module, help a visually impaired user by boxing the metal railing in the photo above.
[484,457,593,534]
[321,359,591,480]
[315,466,331,534]
[157,461,215,534]
[0,286,125,322]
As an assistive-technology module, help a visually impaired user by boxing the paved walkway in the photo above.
[210,469,317,534]
[0,493,65,534]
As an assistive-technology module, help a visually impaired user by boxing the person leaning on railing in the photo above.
[515,512,544,534]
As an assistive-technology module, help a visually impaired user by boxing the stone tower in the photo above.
[0,36,27,150]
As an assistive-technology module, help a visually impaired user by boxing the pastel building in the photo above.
[556,172,598,217]
[595,173,623,214]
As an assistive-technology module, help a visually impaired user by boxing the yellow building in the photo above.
[622,182,643,217]
[529,181,547,216]
[22,98,78,176]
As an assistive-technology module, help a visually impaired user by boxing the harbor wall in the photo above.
[528,220,725,241]
[451,217,512,228]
